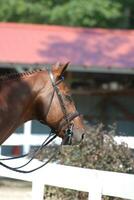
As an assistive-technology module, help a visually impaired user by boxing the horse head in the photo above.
[36,62,85,145]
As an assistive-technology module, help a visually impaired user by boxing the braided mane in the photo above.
[0,69,43,82]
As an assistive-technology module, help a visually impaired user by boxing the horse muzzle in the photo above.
[62,127,85,145]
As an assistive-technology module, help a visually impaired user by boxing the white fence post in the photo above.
[32,179,44,200]
[88,177,102,200]
[88,192,102,200]
[23,121,32,154]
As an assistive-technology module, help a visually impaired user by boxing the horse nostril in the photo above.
[81,133,85,140]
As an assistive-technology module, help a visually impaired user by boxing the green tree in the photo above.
[116,0,134,28]
[48,0,122,28]
[0,0,133,29]
[0,0,49,23]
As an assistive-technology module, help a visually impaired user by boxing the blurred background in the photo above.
[0,0,134,155]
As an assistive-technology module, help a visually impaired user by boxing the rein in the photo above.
[0,68,80,173]
[0,131,60,173]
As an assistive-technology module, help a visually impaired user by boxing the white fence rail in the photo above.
[0,158,134,200]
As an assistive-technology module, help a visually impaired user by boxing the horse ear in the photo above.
[55,61,60,68]
[57,62,70,76]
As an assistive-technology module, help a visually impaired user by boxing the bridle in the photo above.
[0,68,80,173]
[47,68,80,145]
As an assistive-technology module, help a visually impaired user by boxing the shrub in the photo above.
[38,124,134,200]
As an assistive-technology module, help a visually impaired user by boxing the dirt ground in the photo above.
[0,178,32,200]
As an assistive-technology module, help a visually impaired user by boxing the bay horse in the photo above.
[0,62,85,146]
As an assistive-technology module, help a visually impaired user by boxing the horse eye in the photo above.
[61,76,64,81]
[65,95,73,103]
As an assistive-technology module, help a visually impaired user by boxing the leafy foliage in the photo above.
[0,0,49,23]
[38,124,134,199]
[0,0,134,28]
[48,0,122,28]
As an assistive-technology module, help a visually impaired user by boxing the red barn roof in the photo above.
[0,22,134,73]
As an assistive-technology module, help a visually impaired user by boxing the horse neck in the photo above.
[19,71,48,121]
[0,71,50,144]
[1,71,48,123]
